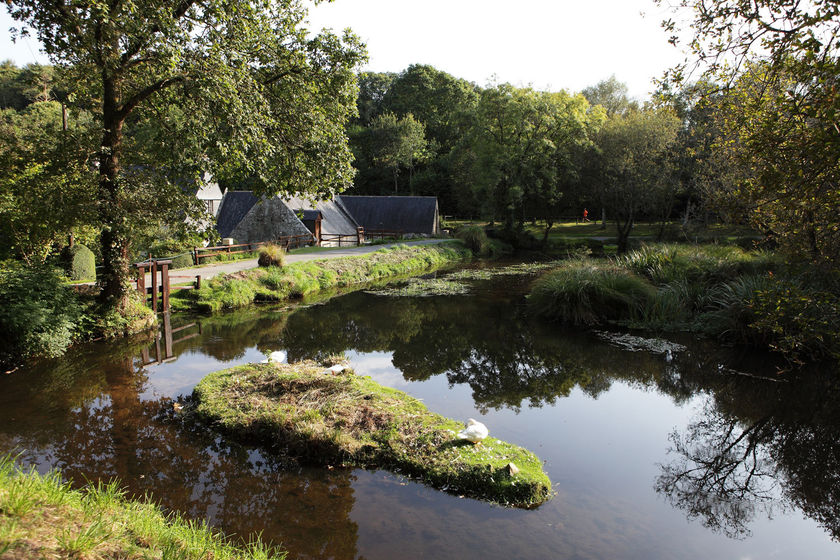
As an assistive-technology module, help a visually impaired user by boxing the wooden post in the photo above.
[136,264,147,299]
[195,275,201,289]
[193,247,199,265]
[357,227,365,245]
[160,261,170,312]
[151,260,158,313]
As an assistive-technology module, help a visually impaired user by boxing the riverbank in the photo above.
[191,361,552,507]
[0,455,284,559]
[528,243,840,363]
[180,241,473,313]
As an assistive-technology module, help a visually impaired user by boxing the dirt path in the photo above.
[150,238,453,286]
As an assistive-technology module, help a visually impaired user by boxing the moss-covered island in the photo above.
[191,362,552,508]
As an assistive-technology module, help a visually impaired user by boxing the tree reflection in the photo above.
[656,371,840,540]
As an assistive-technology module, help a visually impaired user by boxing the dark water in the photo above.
[2,265,839,559]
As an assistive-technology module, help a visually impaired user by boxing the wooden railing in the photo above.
[365,229,405,241]
[193,234,315,264]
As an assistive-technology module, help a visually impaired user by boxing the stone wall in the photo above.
[229,197,312,243]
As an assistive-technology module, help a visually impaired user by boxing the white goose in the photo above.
[457,418,489,445]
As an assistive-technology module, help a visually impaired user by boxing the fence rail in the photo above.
[193,234,315,264]
[364,229,405,241]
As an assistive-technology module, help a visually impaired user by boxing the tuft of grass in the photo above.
[0,455,286,560]
[528,260,656,326]
[258,244,286,268]
[456,226,490,255]
[191,242,472,313]
[191,362,552,508]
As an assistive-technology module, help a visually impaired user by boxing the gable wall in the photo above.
[228,197,312,243]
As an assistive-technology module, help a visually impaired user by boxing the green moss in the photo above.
[0,455,285,559]
[191,362,552,508]
[189,242,472,313]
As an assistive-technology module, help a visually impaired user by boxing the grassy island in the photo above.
[0,456,284,559]
[191,362,552,508]
[182,242,473,313]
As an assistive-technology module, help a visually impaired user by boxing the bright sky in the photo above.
[1,0,684,100]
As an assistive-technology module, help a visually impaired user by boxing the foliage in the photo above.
[657,0,840,269]
[258,244,286,268]
[0,261,82,369]
[590,108,681,252]
[364,112,428,193]
[93,292,156,340]
[192,362,551,507]
[0,455,286,559]
[170,252,194,270]
[581,75,639,116]
[528,260,656,326]
[60,243,95,282]
[0,99,96,263]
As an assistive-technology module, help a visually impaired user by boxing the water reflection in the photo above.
[656,370,840,540]
[1,270,839,557]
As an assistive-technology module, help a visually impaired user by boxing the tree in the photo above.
[465,83,599,236]
[367,112,428,193]
[593,108,681,253]
[582,75,639,117]
[657,0,840,267]
[7,0,364,313]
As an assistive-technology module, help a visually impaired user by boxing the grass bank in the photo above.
[528,243,840,363]
[182,242,472,313]
[0,455,284,559]
[191,361,551,508]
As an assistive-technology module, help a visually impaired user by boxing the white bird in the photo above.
[457,418,489,445]
[664,349,673,363]
[261,350,287,364]
[323,364,349,375]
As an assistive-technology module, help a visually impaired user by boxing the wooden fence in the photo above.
[135,258,202,312]
[193,234,315,264]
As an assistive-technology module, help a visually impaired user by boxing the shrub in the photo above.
[456,226,489,255]
[94,292,156,339]
[528,260,656,326]
[0,262,82,369]
[60,244,95,282]
[169,252,194,269]
[258,244,286,267]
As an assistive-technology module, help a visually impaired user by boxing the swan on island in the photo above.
[261,350,287,364]
[457,418,489,445]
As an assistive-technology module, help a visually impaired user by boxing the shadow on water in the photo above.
[1,267,839,557]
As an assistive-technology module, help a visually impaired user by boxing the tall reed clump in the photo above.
[258,244,286,267]
[456,226,489,255]
[0,455,285,559]
[528,260,656,325]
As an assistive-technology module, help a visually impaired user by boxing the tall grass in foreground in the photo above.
[0,455,285,559]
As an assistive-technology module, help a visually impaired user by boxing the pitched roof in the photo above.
[284,196,358,235]
[337,196,438,234]
[195,173,223,200]
[216,191,259,238]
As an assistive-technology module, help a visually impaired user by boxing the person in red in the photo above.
[582,208,589,222]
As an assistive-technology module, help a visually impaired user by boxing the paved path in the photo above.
[148,238,454,285]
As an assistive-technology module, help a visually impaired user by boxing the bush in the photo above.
[528,260,657,326]
[258,244,286,267]
[456,226,489,255]
[170,252,194,269]
[60,243,96,282]
[0,262,82,369]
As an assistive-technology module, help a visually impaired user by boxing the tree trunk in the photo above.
[98,76,131,309]
[601,207,607,230]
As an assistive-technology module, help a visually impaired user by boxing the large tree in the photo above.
[7,0,364,312]
[657,0,840,267]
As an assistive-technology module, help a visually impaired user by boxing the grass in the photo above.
[191,362,552,508]
[185,242,473,313]
[0,455,285,559]
[367,277,471,297]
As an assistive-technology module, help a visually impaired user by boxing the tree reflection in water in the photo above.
[655,370,840,541]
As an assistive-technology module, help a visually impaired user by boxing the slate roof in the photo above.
[337,196,438,234]
[300,210,321,221]
[285,196,359,235]
[216,191,259,238]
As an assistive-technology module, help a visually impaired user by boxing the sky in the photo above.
[1,0,685,100]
